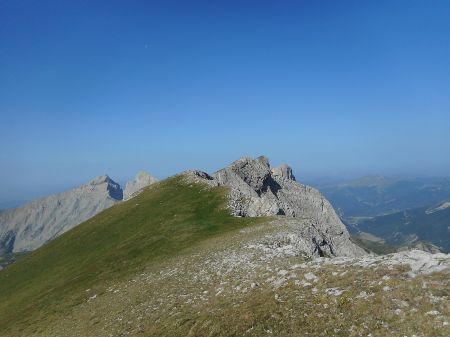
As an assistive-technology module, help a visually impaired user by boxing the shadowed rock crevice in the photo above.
[0,231,15,255]
[259,176,282,197]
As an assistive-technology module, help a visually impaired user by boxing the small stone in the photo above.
[425,310,440,316]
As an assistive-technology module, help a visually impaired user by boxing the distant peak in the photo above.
[347,175,391,188]
[123,171,158,200]
[88,174,121,186]
[134,171,157,183]
[89,175,112,185]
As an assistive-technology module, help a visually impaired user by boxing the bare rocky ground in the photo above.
[39,219,450,337]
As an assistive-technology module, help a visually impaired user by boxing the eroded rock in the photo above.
[185,156,366,258]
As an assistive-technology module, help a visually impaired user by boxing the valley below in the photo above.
[317,176,450,253]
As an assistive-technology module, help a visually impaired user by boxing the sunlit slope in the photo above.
[0,176,264,335]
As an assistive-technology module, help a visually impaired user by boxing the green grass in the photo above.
[0,176,265,336]
[0,251,27,268]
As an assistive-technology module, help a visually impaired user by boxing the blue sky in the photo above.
[1,0,449,202]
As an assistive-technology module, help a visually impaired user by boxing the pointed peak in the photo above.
[89,175,112,185]
[134,171,158,183]
[123,171,158,200]
[227,156,271,169]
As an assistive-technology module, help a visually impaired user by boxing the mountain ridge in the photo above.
[0,170,448,336]
[356,202,450,252]
[183,156,365,257]
[0,171,157,258]
[317,175,450,218]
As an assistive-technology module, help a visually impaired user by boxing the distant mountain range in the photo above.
[317,175,450,219]
[316,176,450,219]
[0,172,157,263]
[356,200,450,252]
[314,175,450,252]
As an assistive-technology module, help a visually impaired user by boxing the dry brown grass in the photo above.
[35,225,449,337]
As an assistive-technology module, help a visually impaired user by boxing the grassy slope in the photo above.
[41,223,449,337]
[145,263,450,337]
[0,176,265,336]
[0,251,27,269]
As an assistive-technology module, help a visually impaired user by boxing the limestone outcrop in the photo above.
[271,163,296,181]
[185,156,366,257]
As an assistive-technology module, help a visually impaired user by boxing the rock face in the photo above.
[0,170,159,257]
[123,171,158,200]
[326,249,450,278]
[0,175,123,254]
[271,163,296,181]
[185,156,366,257]
[0,170,158,259]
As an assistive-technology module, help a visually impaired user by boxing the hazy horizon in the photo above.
[1,159,449,206]
[1,1,449,203]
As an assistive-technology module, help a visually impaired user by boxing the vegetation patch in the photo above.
[0,176,265,336]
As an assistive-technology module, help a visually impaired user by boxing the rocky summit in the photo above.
[184,156,366,257]
[123,171,158,200]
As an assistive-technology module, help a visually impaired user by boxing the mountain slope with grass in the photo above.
[0,169,449,337]
[0,172,157,267]
[0,175,123,256]
[0,175,266,336]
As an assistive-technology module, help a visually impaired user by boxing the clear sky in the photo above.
[1,0,449,202]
